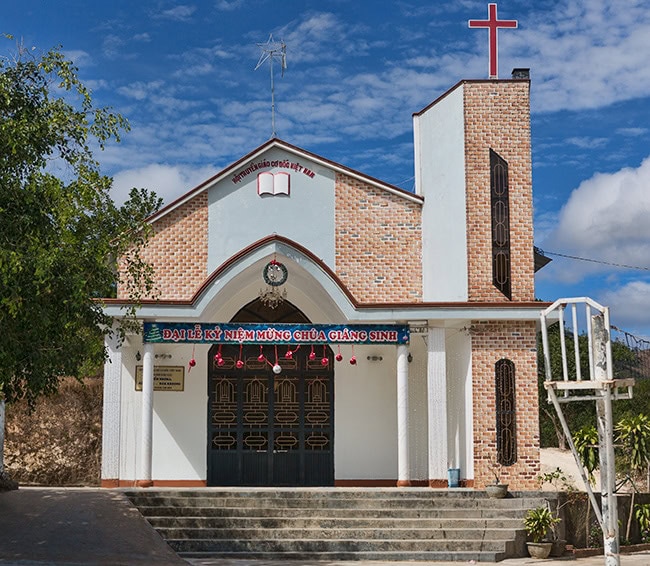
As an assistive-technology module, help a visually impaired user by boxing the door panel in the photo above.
[208,344,333,486]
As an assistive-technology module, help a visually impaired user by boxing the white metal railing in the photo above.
[539,297,635,566]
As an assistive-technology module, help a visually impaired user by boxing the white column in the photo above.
[427,327,448,486]
[397,344,410,486]
[101,332,122,486]
[138,343,154,487]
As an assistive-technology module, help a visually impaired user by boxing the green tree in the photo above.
[538,323,647,448]
[616,414,650,490]
[573,425,599,483]
[538,324,594,448]
[0,39,161,483]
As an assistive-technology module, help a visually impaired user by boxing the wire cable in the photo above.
[538,249,650,272]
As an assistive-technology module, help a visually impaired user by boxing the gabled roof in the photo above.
[146,138,423,224]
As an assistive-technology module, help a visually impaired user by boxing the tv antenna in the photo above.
[255,34,287,138]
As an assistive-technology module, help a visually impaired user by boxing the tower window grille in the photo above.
[490,149,511,299]
[495,358,517,466]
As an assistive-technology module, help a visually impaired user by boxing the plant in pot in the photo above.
[537,467,574,556]
[485,455,508,498]
[524,505,560,559]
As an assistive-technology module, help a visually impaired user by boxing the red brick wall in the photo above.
[117,192,208,301]
[335,173,422,303]
[471,320,540,490]
[463,81,535,302]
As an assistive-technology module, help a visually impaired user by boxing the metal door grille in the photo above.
[208,344,334,486]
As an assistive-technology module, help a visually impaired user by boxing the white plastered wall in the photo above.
[446,326,474,480]
[207,148,336,272]
[414,85,468,301]
[334,343,398,480]
[118,340,208,482]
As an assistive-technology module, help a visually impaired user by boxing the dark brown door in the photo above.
[208,343,334,486]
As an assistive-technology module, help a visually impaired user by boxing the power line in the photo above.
[538,249,650,272]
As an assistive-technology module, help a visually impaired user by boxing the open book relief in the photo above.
[257,172,290,196]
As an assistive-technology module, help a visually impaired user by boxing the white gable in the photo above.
[206,146,337,273]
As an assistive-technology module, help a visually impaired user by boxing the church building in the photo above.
[101,69,547,490]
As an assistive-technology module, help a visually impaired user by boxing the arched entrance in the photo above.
[207,298,334,486]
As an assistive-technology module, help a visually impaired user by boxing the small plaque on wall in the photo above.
[135,366,185,392]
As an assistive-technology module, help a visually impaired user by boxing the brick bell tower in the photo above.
[413,69,534,304]
[414,69,541,490]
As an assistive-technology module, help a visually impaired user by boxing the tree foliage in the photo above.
[0,38,161,404]
[538,323,648,448]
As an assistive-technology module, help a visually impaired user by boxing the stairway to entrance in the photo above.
[125,488,547,562]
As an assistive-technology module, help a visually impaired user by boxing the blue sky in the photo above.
[4,0,650,339]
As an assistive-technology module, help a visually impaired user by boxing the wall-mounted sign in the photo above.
[135,365,185,392]
[143,322,410,345]
[232,158,316,184]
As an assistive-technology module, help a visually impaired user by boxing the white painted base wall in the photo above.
[109,335,472,483]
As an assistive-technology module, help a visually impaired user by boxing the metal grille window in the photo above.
[495,358,517,466]
[490,149,511,299]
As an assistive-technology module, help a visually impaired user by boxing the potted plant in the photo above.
[485,456,508,498]
[524,506,560,559]
[537,467,573,556]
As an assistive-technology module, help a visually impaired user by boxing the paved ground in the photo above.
[185,555,650,566]
[0,487,185,565]
[1,487,649,566]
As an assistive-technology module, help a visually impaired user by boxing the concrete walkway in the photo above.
[184,551,650,565]
[0,487,185,565]
[1,487,648,566]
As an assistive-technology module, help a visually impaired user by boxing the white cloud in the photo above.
[216,0,243,11]
[565,137,608,150]
[102,34,124,59]
[63,49,93,68]
[600,280,650,337]
[117,80,164,101]
[509,0,650,112]
[156,5,196,22]
[542,156,650,283]
[111,163,217,206]
[617,127,648,137]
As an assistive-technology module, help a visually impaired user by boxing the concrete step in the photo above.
[126,488,486,499]
[126,494,543,510]
[166,537,514,553]
[125,489,544,562]
[147,515,526,530]
[134,504,531,519]
[175,550,510,562]
[155,526,526,541]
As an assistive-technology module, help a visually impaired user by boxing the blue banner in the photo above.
[143,322,409,345]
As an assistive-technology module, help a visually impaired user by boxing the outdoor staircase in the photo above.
[125,488,547,562]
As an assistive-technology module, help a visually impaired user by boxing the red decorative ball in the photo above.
[189,359,196,367]
[214,353,221,362]
[217,358,225,367]
[335,353,343,362]
[309,351,316,361]
[285,349,293,359]
[257,354,265,362]
[236,359,244,369]
[321,357,329,366]
[349,356,357,365]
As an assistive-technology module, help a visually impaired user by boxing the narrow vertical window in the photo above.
[496,358,517,466]
[490,149,511,299]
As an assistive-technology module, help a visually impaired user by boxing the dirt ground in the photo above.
[540,447,601,491]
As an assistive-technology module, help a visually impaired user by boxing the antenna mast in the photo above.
[255,34,287,138]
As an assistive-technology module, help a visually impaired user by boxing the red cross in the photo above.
[469,3,518,79]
